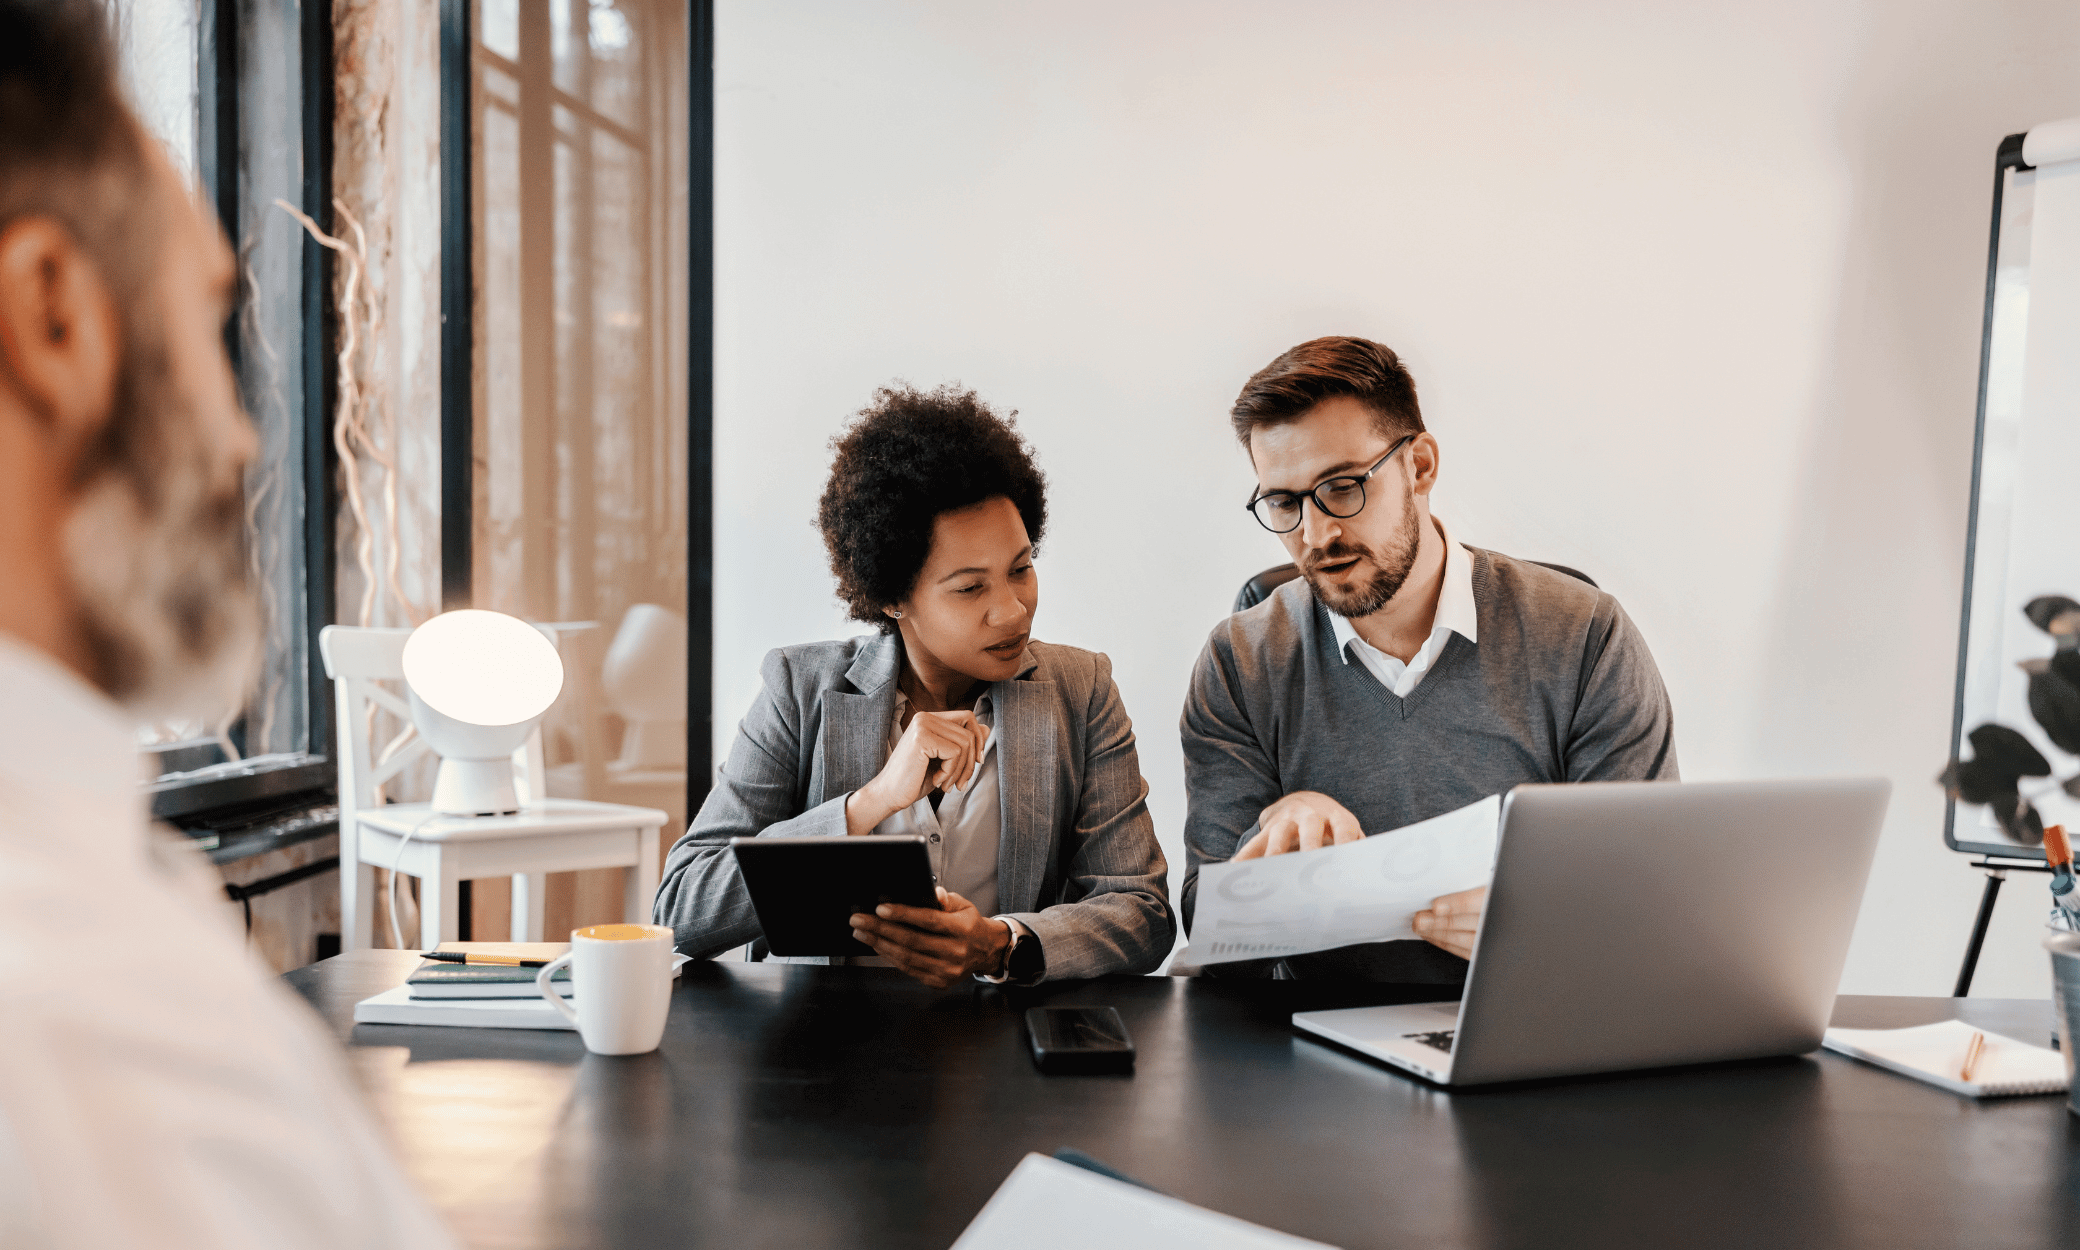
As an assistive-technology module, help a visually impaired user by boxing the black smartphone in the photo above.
[1025,1006,1135,1074]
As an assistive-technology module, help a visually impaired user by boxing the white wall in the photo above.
[715,0,2080,996]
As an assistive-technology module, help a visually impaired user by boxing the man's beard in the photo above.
[60,322,259,720]
[1299,487,1422,619]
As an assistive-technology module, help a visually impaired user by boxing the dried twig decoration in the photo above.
[274,196,427,630]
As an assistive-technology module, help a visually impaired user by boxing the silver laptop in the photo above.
[1292,778,1890,1086]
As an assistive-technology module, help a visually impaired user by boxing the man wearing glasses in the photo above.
[1180,336,1677,982]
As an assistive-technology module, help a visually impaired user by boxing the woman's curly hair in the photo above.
[817,384,1048,632]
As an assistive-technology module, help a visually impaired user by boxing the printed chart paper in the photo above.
[1174,796,1501,971]
[952,1154,1338,1250]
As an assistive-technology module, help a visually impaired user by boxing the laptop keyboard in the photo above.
[1403,1030,1455,1054]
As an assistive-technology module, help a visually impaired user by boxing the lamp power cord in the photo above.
[388,808,447,952]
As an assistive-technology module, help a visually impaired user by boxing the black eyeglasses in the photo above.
[1245,435,1415,534]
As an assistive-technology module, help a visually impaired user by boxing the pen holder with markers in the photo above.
[2046,927,2080,1116]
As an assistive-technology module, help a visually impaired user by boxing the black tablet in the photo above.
[730,834,940,957]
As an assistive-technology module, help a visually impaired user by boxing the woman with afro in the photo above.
[653,384,1174,985]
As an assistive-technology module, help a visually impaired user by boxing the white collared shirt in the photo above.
[1327,516,1479,697]
[0,635,456,1250]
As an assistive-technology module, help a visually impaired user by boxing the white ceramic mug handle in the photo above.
[537,952,578,1026]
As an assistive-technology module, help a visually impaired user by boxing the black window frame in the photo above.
[687,0,713,829]
[153,0,338,834]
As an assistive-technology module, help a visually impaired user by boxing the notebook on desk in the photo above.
[408,942,573,999]
[355,984,576,1030]
[1822,1020,2069,1097]
[353,946,692,1030]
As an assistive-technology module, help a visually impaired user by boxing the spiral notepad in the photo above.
[1822,1020,2069,1097]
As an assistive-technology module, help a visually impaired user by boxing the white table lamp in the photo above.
[402,609,565,814]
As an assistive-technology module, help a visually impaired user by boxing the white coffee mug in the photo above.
[536,923,676,1055]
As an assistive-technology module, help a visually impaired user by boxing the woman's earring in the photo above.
[888,609,903,619]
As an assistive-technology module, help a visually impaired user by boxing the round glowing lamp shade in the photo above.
[402,610,565,815]
[403,609,564,726]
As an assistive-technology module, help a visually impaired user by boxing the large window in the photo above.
[100,0,694,955]
[470,0,689,937]
[110,0,340,970]
[119,0,333,816]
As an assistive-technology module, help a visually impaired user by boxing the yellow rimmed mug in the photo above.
[536,923,675,1055]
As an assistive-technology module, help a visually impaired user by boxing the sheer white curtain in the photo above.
[111,0,198,177]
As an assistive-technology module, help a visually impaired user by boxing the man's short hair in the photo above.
[0,0,153,325]
[1230,336,1426,449]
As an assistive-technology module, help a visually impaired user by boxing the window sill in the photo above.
[148,752,334,823]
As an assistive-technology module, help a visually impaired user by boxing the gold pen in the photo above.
[1960,1029,1987,1081]
[421,951,549,968]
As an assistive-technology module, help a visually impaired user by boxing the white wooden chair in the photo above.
[319,625,670,952]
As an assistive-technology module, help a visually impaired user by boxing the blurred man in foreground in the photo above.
[0,3,454,1245]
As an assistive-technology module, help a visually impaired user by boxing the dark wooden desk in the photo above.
[287,952,2080,1250]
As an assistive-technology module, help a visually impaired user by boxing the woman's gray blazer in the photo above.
[653,633,1174,978]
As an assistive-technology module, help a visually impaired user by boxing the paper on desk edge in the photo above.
[951,1154,1340,1250]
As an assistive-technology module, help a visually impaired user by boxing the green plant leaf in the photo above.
[1993,794,2046,845]
[2023,661,2080,754]
[1966,723,2052,777]
[1939,759,2018,805]
[2024,596,2080,636]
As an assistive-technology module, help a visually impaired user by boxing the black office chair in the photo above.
[1233,559,1596,614]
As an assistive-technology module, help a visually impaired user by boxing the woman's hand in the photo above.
[845,709,987,835]
[849,888,1012,987]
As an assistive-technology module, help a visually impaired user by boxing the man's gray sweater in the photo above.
[1180,547,1678,982]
